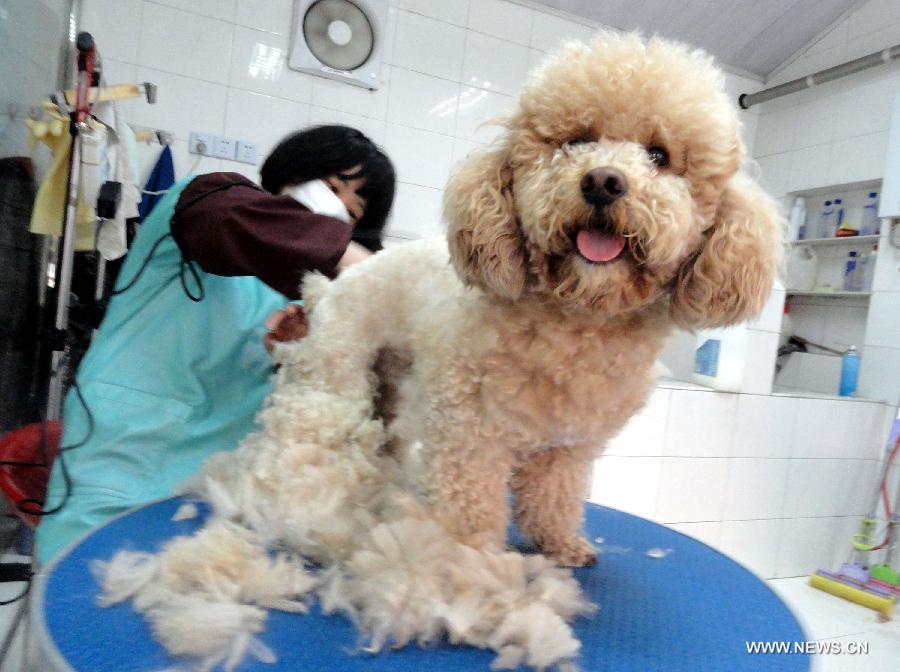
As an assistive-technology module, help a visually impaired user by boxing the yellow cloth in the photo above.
[26,105,97,249]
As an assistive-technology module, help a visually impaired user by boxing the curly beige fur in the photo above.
[389,32,780,565]
[98,32,783,669]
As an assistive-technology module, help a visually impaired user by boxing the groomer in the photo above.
[36,125,395,564]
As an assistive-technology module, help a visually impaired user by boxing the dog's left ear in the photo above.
[444,143,527,300]
[671,174,783,329]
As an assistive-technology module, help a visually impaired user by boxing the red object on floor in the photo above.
[0,421,62,528]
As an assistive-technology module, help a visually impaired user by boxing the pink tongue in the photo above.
[576,229,626,262]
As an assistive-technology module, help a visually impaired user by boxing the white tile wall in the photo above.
[775,516,842,578]
[395,0,468,27]
[654,456,730,523]
[228,27,312,103]
[604,388,670,457]
[224,89,311,158]
[529,11,595,52]
[462,32,532,96]
[664,390,736,457]
[234,0,293,35]
[393,10,466,81]
[589,385,890,578]
[467,0,534,45]
[383,124,455,189]
[865,291,900,347]
[81,0,143,63]
[138,3,234,85]
[722,458,790,520]
[153,0,235,21]
[590,456,661,519]
[385,67,459,135]
[732,394,797,457]
[718,519,782,578]
[131,67,229,140]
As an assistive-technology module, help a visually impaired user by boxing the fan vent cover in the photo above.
[289,0,387,90]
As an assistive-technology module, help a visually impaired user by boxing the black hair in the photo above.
[260,125,395,251]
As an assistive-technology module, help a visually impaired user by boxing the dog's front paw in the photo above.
[544,536,597,567]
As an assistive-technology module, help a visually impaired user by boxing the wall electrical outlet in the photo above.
[236,140,259,165]
[189,131,214,156]
[212,135,237,160]
[189,131,258,164]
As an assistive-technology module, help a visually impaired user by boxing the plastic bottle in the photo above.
[862,244,878,290]
[818,200,834,238]
[839,346,860,397]
[854,251,869,292]
[861,192,880,235]
[693,325,749,392]
[843,250,858,290]
[789,197,807,241]
[834,198,844,234]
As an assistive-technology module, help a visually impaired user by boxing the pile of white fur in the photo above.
[93,314,595,671]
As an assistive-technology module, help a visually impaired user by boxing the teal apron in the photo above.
[36,177,289,564]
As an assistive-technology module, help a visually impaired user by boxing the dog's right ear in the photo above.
[444,143,527,300]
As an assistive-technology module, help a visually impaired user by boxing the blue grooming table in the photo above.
[35,498,810,671]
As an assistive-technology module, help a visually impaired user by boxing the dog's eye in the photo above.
[647,145,670,167]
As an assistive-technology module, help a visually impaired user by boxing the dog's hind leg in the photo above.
[510,445,597,567]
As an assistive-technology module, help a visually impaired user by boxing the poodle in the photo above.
[271,31,781,566]
[96,32,782,669]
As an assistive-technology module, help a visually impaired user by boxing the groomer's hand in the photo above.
[337,241,371,270]
[264,303,308,353]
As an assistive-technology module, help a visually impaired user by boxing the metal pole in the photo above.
[45,31,95,421]
[739,44,900,110]
[46,127,81,421]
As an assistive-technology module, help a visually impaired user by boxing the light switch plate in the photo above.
[212,135,237,160]
[236,140,259,165]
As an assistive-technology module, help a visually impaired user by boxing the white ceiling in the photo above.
[534,0,862,78]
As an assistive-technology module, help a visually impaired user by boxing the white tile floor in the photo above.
[0,569,897,671]
[768,576,900,672]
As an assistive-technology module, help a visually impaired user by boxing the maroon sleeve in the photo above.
[170,172,353,298]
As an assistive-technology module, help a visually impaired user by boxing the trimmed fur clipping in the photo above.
[94,359,594,671]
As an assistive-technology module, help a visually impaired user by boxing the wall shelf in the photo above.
[787,179,881,199]
[786,290,871,298]
[790,234,880,247]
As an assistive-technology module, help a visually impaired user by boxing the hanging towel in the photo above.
[138,145,175,221]
[26,104,101,249]
[93,101,140,259]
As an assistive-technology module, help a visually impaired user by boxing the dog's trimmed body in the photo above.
[291,238,672,565]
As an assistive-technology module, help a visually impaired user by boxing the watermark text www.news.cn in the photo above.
[746,641,869,655]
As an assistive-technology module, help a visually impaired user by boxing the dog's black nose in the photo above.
[580,167,628,206]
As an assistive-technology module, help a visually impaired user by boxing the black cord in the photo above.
[15,378,93,519]
[0,581,30,606]
[179,257,205,302]
[109,231,173,296]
